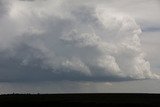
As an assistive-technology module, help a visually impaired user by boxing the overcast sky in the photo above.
[0,0,160,93]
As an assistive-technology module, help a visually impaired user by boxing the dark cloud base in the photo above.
[0,45,141,82]
[0,50,136,83]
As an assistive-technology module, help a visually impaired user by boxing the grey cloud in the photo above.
[0,0,159,82]
[141,27,160,32]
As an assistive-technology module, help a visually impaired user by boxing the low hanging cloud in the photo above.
[0,0,159,82]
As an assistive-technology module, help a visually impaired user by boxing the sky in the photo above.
[0,0,160,93]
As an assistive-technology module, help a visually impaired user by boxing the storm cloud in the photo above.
[0,0,159,82]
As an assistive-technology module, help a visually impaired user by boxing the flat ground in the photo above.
[0,93,160,106]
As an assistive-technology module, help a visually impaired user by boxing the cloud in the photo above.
[0,0,159,82]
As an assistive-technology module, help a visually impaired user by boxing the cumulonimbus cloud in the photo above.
[0,0,159,82]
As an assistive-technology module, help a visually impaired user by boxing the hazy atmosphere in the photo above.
[0,0,160,93]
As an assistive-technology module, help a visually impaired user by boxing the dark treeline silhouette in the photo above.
[0,93,160,106]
